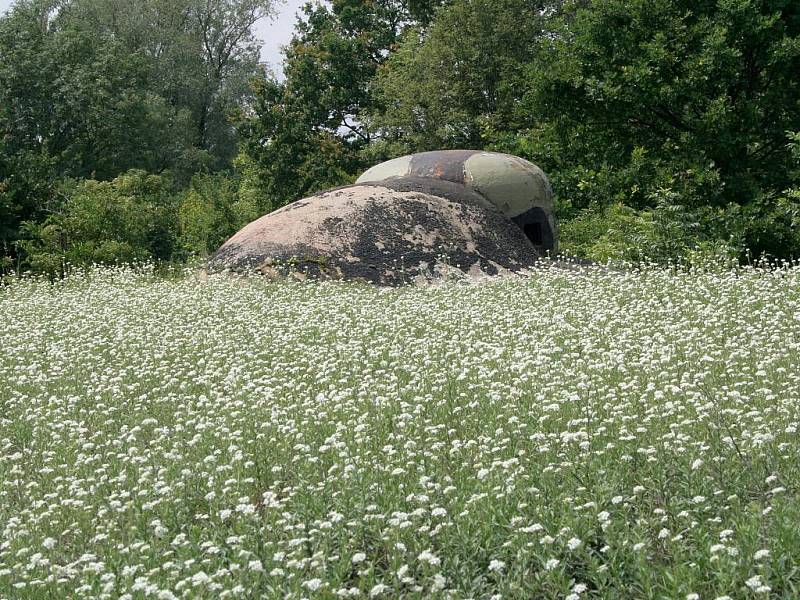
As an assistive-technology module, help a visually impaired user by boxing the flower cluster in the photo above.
[1,263,798,597]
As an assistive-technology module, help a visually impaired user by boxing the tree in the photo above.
[0,0,278,181]
[369,0,557,154]
[0,0,278,267]
[59,0,279,171]
[522,0,800,212]
[177,164,263,256]
[15,171,182,277]
[0,1,200,180]
[238,73,360,207]
[239,0,444,207]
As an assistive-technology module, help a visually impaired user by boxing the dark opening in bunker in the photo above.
[524,222,543,246]
[512,206,555,253]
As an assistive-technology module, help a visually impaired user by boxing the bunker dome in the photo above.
[358,150,556,252]
[210,151,557,285]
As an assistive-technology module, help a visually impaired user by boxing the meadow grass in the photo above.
[1,264,799,599]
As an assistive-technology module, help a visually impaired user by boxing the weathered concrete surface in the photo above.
[209,177,542,285]
[357,150,557,254]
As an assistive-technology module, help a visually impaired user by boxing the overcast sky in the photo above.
[0,0,309,78]
[255,0,308,78]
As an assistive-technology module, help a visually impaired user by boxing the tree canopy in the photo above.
[0,0,276,267]
[2,0,799,273]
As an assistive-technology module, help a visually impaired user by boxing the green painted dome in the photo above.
[356,150,557,253]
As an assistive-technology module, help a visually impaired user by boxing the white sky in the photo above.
[0,0,309,79]
[256,0,309,78]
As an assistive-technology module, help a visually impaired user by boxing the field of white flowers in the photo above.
[1,264,799,599]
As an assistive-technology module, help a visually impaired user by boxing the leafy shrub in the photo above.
[177,157,268,257]
[556,130,800,264]
[13,157,277,276]
[706,192,800,261]
[16,171,180,276]
[559,189,712,264]
[178,175,238,257]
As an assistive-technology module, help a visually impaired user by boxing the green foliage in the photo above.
[238,76,359,208]
[54,0,276,174]
[12,163,273,275]
[232,151,273,218]
[0,0,276,268]
[0,3,195,181]
[178,165,263,256]
[708,131,800,260]
[523,0,800,210]
[559,190,735,264]
[371,0,554,152]
[238,0,445,208]
[789,131,800,172]
[363,0,800,261]
[706,191,800,261]
[490,129,723,219]
[0,128,56,260]
[559,203,666,263]
[15,171,180,276]
[4,0,800,268]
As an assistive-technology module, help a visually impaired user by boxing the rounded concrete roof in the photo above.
[210,177,542,285]
[356,150,554,221]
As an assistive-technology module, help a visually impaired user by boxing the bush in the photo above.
[177,158,267,257]
[559,189,710,264]
[13,157,276,276]
[704,192,800,261]
[16,171,181,276]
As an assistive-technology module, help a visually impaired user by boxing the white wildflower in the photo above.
[417,550,440,567]
[430,573,446,592]
[544,558,560,571]
[369,583,387,597]
[488,559,505,573]
[247,560,263,572]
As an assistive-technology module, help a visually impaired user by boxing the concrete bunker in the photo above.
[211,150,558,285]
[357,150,557,255]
